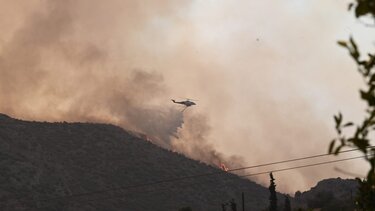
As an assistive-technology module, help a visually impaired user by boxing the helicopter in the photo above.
[171,98,197,112]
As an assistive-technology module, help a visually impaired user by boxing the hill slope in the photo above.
[295,178,358,210]
[0,114,271,210]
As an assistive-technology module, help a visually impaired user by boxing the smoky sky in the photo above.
[0,0,374,193]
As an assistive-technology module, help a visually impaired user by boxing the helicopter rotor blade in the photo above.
[177,97,198,101]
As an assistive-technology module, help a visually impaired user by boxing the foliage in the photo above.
[293,178,357,210]
[356,179,375,209]
[230,198,237,211]
[306,191,333,209]
[0,116,272,210]
[268,173,277,211]
[348,0,375,18]
[329,0,375,210]
[294,191,301,199]
[331,36,375,181]
[283,195,291,211]
[305,190,355,211]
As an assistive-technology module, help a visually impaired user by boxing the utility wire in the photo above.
[34,147,365,203]
[36,155,366,209]
[227,147,373,173]
[240,155,365,177]
[24,148,371,206]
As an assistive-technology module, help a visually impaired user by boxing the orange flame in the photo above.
[220,163,229,172]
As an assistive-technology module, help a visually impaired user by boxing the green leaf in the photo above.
[355,2,370,18]
[360,90,375,106]
[334,112,343,126]
[329,140,336,153]
[351,51,360,61]
[350,138,369,152]
[334,115,339,125]
[366,54,375,70]
[349,37,360,60]
[348,3,354,11]
[349,37,358,51]
[369,74,375,83]
[343,122,354,127]
[337,41,348,47]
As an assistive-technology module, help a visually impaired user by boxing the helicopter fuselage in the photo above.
[172,99,196,107]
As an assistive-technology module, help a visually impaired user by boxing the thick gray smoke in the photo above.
[172,113,245,168]
[1,0,372,193]
[0,0,238,169]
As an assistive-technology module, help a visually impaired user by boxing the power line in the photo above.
[227,147,373,173]
[36,155,366,209]
[31,147,368,204]
[23,150,369,208]
[240,155,365,177]
[4,146,372,208]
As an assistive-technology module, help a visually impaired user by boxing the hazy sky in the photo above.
[0,0,374,193]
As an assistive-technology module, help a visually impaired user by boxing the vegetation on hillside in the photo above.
[294,178,358,210]
[0,114,270,211]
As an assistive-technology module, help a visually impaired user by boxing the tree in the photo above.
[329,0,375,210]
[294,191,301,199]
[283,195,291,211]
[222,203,227,211]
[268,172,277,211]
[230,198,237,211]
[306,191,334,209]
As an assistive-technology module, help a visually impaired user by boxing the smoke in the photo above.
[0,0,373,193]
[0,0,236,170]
[171,113,245,168]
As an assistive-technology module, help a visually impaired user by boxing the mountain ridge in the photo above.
[294,177,358,210]
[0,113,273,210]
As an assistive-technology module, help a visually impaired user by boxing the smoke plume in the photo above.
[0,0,235,171]
[0,0,372,193]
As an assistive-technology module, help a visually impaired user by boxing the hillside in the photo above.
[294,178,358,210]
[0,114,273,211]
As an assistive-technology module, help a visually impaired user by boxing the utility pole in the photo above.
[242,192,245,211]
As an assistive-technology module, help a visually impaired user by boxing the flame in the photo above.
[220,163,229,172]
[144,135,152,142]
[132,132,154,142]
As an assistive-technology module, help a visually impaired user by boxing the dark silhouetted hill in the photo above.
[0,114,272,211]
[294,177,358,210]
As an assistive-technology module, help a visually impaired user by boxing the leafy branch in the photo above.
[348,0,375,18]
[329,6,375,207]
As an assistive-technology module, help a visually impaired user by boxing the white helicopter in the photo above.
[171,98,197,112]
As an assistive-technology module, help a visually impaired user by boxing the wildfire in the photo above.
[144,135,152,142]
[133,132,154,142]
[220,163,229,172]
